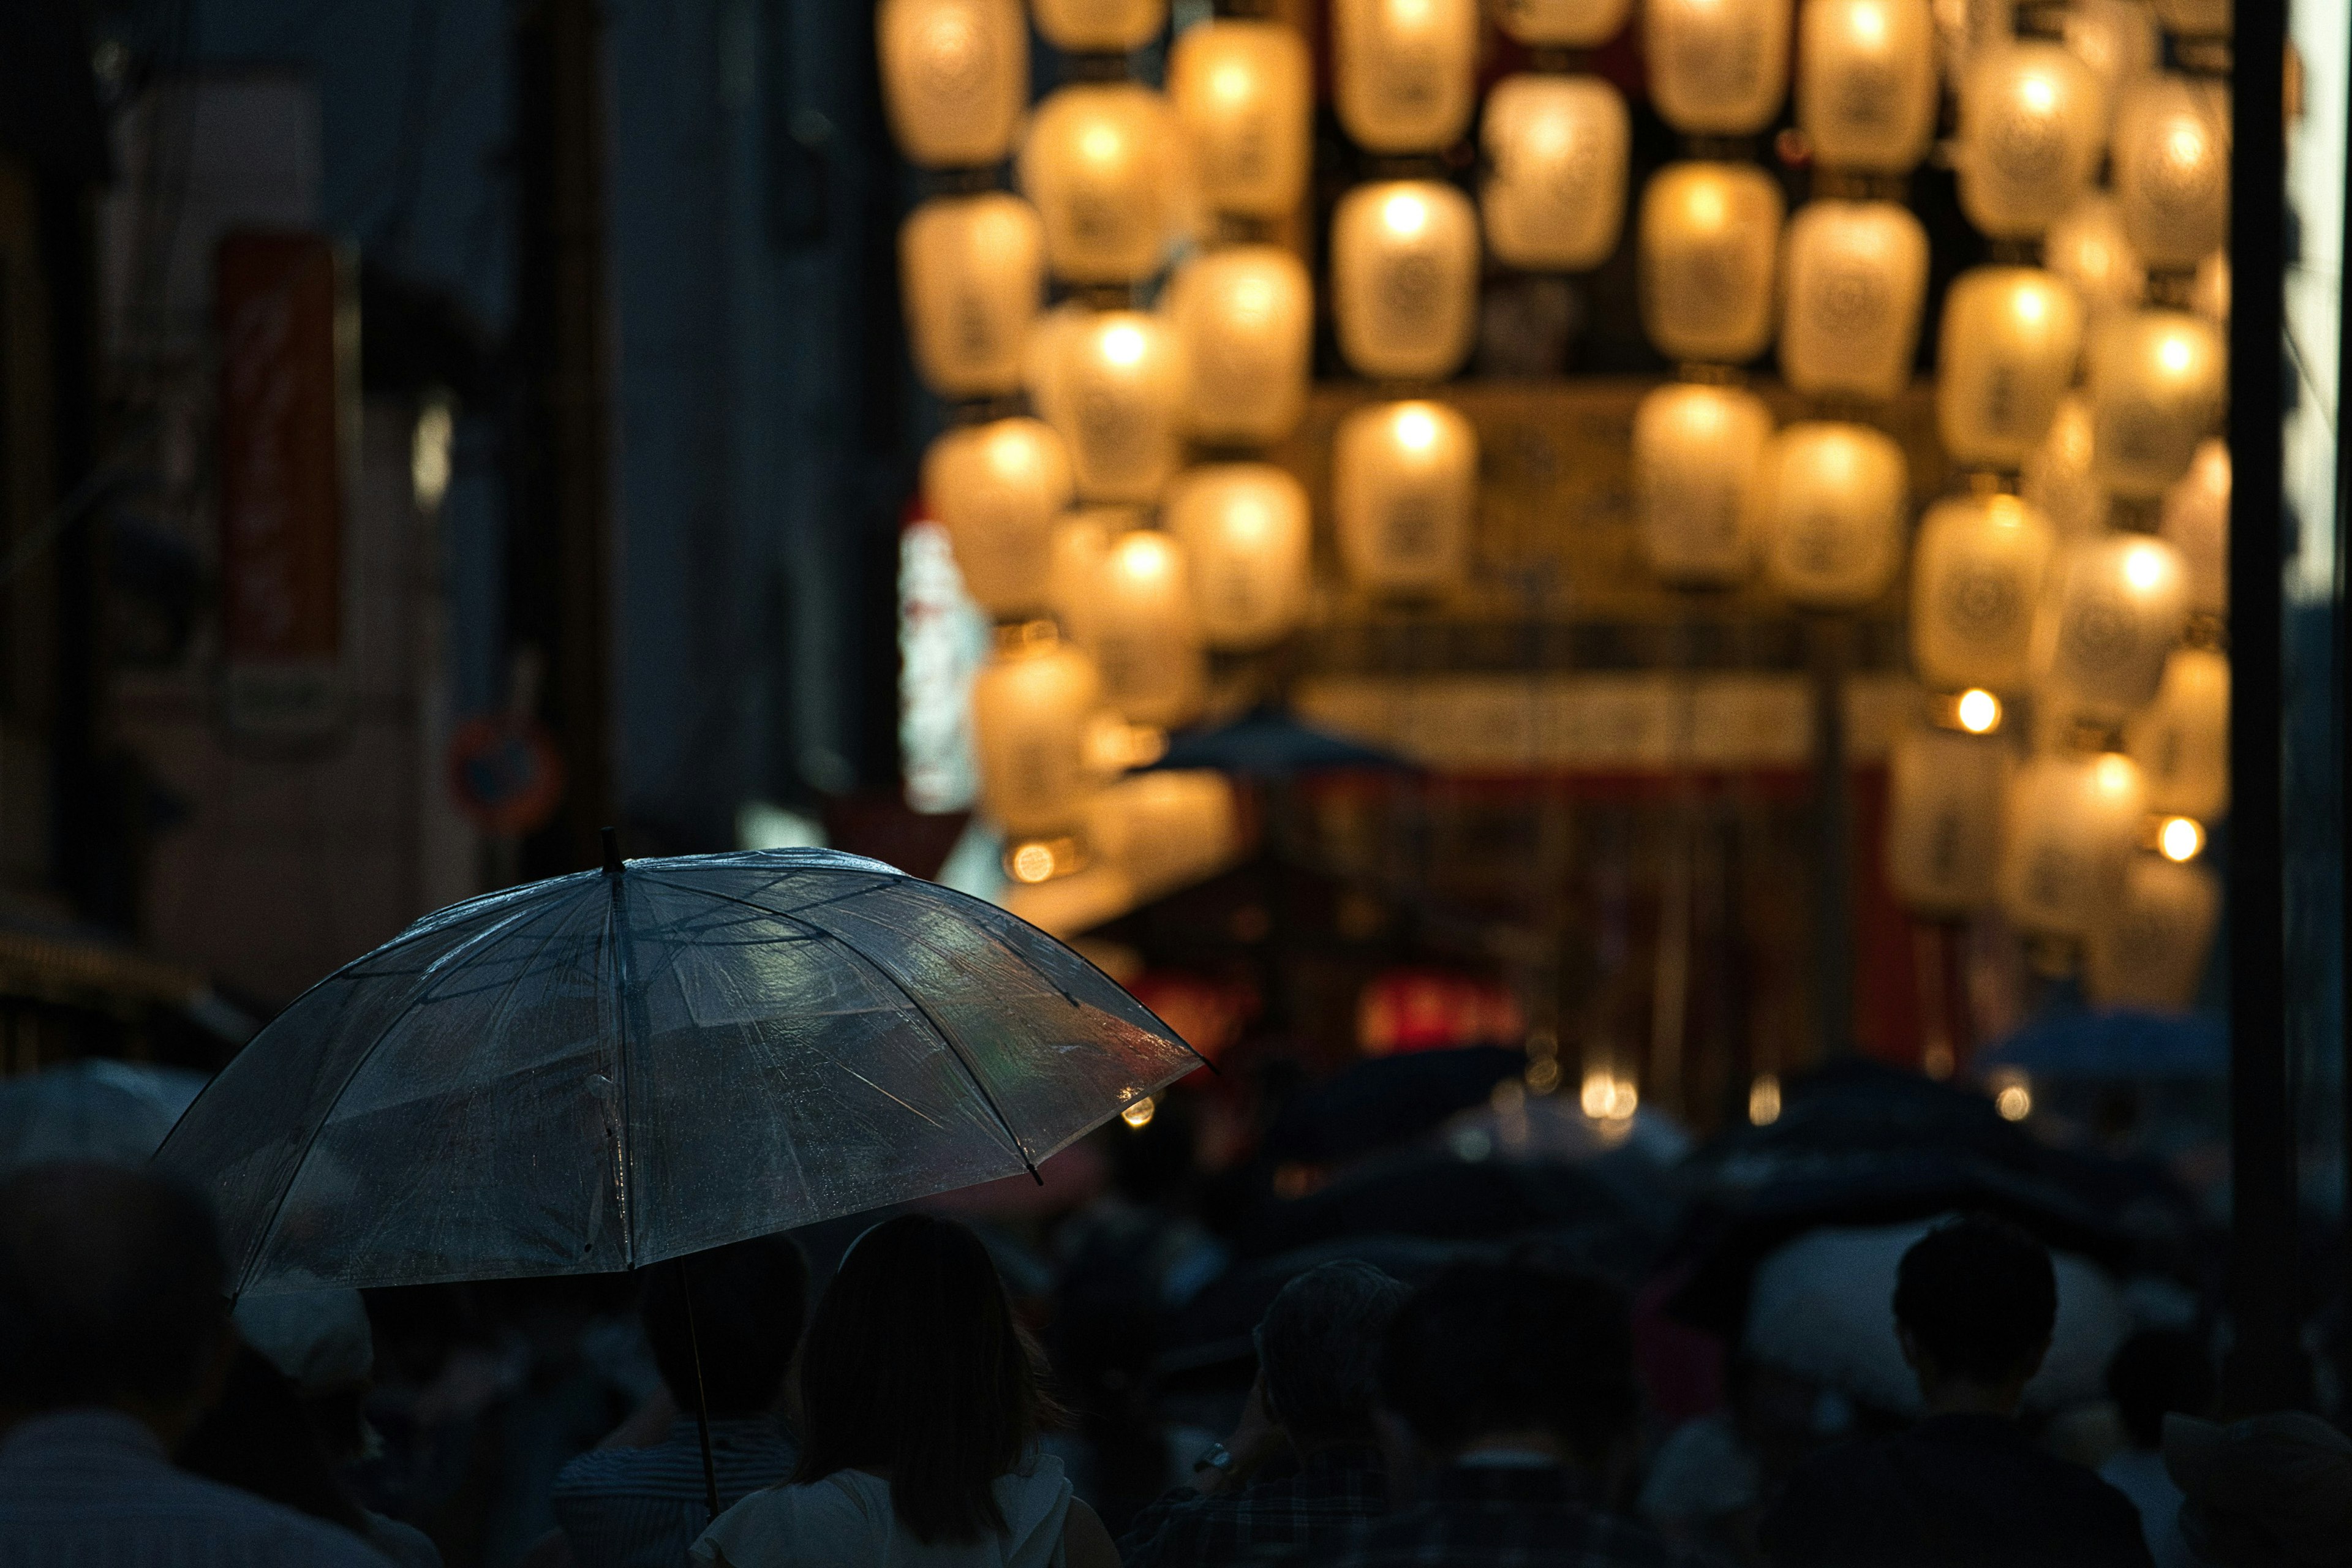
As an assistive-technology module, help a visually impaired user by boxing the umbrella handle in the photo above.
[678,1257,723,1523]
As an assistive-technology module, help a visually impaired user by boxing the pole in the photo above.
[676,1256,723,1522]
[2223,4,2305,1414]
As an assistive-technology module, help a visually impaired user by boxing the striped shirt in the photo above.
[0,1406,391,1568]
[1118,1445,1389,1568]
[551,1418,797,1568]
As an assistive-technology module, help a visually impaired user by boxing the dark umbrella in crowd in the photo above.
[157,840,1202,1514]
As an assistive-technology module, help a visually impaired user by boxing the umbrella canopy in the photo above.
[1977,1009,2228,1079]
[1153,705,1412,778]
[0,1057,208,1172]
[157,847,1200,1297]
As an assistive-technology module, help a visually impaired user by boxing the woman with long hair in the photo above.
[692,1213,1117,1567]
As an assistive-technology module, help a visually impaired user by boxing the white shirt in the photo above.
[0,1407,392,1567]
[692,1455,1073,1568]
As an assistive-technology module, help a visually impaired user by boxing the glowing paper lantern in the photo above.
[1166,463,1312,650]
[2062,0,2160,129]
[1955,42,2103,239]
[1480,75,1630,273]
[1757,421,1908,608]
[971,630,1103,834]
[1165,246,1311,447]
[1935,268,2084,470]
[1086,770,1240,899]
[1887,726,2010,913]
[1027,307,1186,503]
[1638,164,1783,366]
[1031,0,1166,53]
[1019,85,1189,284]
[2127,646,2229,821]
[899,194,1042,398]
[1332,0,1480,155]
[2160,438,2229,618]
[2085,856,2220,1009]
[1332,181,1480,382]
[1910,493,2056,691]
[1047,508,1119,646]
[1798,0,1937,173]
[1998,751,2147,939]
[1495,0,1633,45]
[2033,533,2190,723]
[876,0,1027,168]
[2088,310,2225,498]
[2112,75,2231,271]
[1779,200,1928,401]
[1167,20,1311,221]
[2043,194,2147,331]
[2020,396,2112,541]
[922,418,1072,617]
[1333,400,1477,594]
[1634,383,1772,587]
[1646,0,1794,137]
[1079,529,1207,728]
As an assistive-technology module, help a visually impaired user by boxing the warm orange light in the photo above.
[1956,688,2001,733]
[2159,816,2205,862]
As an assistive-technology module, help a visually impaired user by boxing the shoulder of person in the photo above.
[251,1501,402,1567]
[692,1472,890,1565]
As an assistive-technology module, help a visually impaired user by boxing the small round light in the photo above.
[1382,190,1429,236]
[1956,688,2002,734]
[1009,842,1058,883]
[1748,1072,1783,1126]
[1100,322,1147,366]
[1996,1083,2032,1121]
[2159,816,2206,862]
[1120,1096,1157,1128]
[1525,1057,1562,1095]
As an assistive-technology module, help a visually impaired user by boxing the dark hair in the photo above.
[643,1235,809,1419]
[1381,1258,1638,1464]
[0,1161,227,1412]
[1256,1261,1410,1444]
[1893,1215,2058,1384]
[2108,1327,2217,1450]
[792,1215,1054,1545]
[178,1343,368,1532]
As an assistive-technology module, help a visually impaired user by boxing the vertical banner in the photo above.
[216,230,352,736]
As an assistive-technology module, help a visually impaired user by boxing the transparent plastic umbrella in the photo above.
[156,843,1202,1300]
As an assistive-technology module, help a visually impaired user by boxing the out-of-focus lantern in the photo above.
[876,0,1027,168]
[1166,463,1312,650]
[1638,164,1784,366]
[900,194,1042,398]
[1955,42,2103,239]
[1166,246,1311,448]
[1019,85,1189,284]
[2127,645,2230,820]
[2160,437,2229,618]
[2113,75,2231,272]
[2085,855,2220,1009]
[1645,0,1794,136]
[1496,0,1634,45]
[1085,771,1241,899]
[1479,75,1630,273]
[2087,309,2225,498]
[1167,21,1311,222]
[1027,307,1186,503]
[2043,194,2147,331]
[1079,529,1206,728]
[2063,0,2160,129]
[1634,383,1773,587]
[1935,268,2084,470]
[1757,421,1908,608]
[1797,0,1937,173]
[1779,200,1928,401]
[923,418,1072,617]
[2021,396,2113,541]
[1333,400,1477,594]
[1332,181,1480,382]
[1998,750,2147,940]
[2152,0,2231,36]
[1030,0,1166,53]
[2034,533,2190,723]
[1047,507,1120,646]
[1331,0,1480,155]
[971,628,1104,834]
[2192,250,2230,323]
[1910,492,2057,691]
[1886,726,2010,913]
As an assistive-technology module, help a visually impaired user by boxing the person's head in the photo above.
[1381,1257,1638,1469]
[176,1343,366,1531]
[1893,1215,2056,1412]
[643,1234,809,1419]
[2108,1327,2217,1451]
[1253,1261,1410,1449]
[0,1161,228,1430]
[793,1214,1052,1544]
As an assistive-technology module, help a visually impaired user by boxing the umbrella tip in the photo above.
[601,826,623,876]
